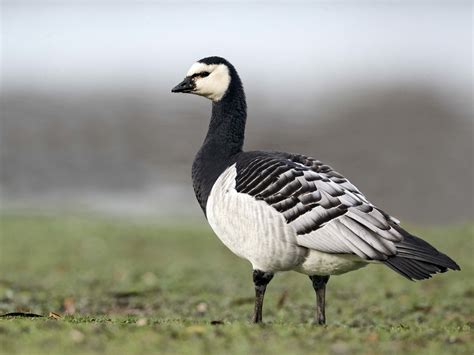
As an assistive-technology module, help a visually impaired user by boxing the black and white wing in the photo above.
[234,151,403,261]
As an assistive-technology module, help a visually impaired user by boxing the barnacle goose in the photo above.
[171,56,460,324]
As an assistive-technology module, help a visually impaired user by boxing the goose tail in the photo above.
[383,226,460,281]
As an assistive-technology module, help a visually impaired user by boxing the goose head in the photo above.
[171,56,233,102]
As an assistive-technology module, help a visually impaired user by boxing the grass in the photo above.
[0,214,472,354]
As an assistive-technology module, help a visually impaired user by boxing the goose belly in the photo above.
[296,249,369,276]
[206,165,307,272]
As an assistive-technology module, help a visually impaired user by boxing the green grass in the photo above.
[0,214,472,354]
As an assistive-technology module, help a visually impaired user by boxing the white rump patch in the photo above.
[186,62,230,102]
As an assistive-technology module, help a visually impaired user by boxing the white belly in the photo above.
[296,249,368,275]
[206,165,307,272]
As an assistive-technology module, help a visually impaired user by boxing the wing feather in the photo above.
[235,152,403,260]
[338,216,396,255]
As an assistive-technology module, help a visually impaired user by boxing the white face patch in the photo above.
[186,62,231,102]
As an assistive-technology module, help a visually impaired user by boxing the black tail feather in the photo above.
[383,226,460,281]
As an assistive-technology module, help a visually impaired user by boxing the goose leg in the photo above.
[309,275,330,325]
[252,270,274,323]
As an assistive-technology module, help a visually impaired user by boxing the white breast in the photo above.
[206,165,307,272]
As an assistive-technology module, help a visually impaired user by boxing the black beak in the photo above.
[171,77,195,93]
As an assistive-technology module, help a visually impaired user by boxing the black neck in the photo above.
[201,72,247,159]
[192,69,247,213]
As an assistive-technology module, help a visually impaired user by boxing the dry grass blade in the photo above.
[48,312,62,320]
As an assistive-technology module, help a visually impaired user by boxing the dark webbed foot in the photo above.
[309,275,330,325]
[252,270,274,323]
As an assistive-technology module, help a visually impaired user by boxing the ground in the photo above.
[0,214,472,354]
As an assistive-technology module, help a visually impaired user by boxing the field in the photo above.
[0,214,472,354]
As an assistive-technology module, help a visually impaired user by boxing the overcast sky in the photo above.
[2,1,472,105]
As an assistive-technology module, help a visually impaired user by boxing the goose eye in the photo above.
[199,71,210,78]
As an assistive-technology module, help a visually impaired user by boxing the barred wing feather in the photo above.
[235,152,403,261]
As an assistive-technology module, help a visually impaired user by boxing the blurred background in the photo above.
[1,0,473,224]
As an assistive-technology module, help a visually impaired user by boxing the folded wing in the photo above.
[235,152,403,261]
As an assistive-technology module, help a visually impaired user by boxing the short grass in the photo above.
[0,214,472,355]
